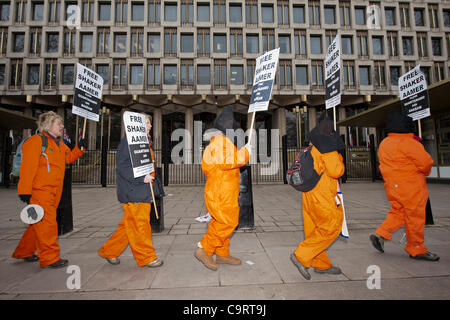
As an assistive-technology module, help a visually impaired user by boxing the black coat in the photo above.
[116,137,152,203]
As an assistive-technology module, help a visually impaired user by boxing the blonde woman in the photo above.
[12,111,87,268]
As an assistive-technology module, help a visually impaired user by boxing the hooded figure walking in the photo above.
[290,116,346,280]
[370,110,439,261]
[195,106,251,271]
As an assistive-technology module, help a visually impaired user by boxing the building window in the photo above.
[359,66,371,86]
[130,64,143,85]
[293,5,305,24]
[444,10,450,27]
[63,29,76,55]
[0,28,7,54]
[341,35,352,54]
[197,65,210,85]
[339,1,351,26]
[404,61,415,73]
[61,64,74,85]
[434,62,444,82]
[32,2,44,21]
[325,30,337,49]
[414,8,424,26]
[15,0,27,23]
[164,64,177,85]
[399,3,410,28]
[420,66,430,85]
[64,1,77,20]
[262,29,275,53]
[277,1,289,25]
[164,28,177,55]
[230,29,243,56]
[48,0,60,23]
[181,0,193,24]
[13,33,25,53]
[387,32,398,57]
[385,7,395,26]
[402,37,413,55]
[372,36,384,55]
[230,3,242,23]
[197,29,210,56]
[79,59,92,69]
[432,37,442,56]
[390,66,401,86]
[429,4,439,28]
[0,1,10,21]
[246,34,259,53]
[96,64,109,84]
[311,61,323,86]
[82,0,94,23]
[279,60,292,87]
[355,7,366,25]
[295,65,308,85]
[148,0,161,23]
[99,2,111,21]
[47,33,59,53]
[374,61,386,87]
[324,6,336,25]
[132,2,144,21]
[10,59,23,88]
[27,64,40,85]
[97,28,110,55]
[80,33,93,53]
[114,33,127,53]
[214,0,226,24]
[294,30,307,55]
[44,59,57,87]
[179,62,194,87]
[181,33,194,53]
[245,0,257,25]
[309,1,320,25]
[357,32,368,56]
[148,33,160,53]
[246,59,255,86]
[343,61,355,87]
[417,33,428,58]
[261,4,274,23]
[131,29,144,56]
[30,28,42,55]
[164,3,177,21]
[0,64,6,84]
[230,65,243,85]
[116,0,127,23]
[214,60,227,87]
[113,60,127,87]
[213,33,226,53]
[310,35,322,54]
[279,35,291,54]
[147,60,160,86]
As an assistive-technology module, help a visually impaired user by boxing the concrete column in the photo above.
[308,107,317,131]
[153,108,162,151]
[120,108,126,139]
[23,107,33,138]
[88,119,97,150]
[184,107,193,164]
[339,106,347,142]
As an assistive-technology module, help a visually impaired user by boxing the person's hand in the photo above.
[19,194,31,204]
[245,143,252,155]
[78,138,88,149]
[144,174,155,184]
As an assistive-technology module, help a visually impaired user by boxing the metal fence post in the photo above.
[282,135,288,184]
[369,134,377,182]
[101,136,107,187]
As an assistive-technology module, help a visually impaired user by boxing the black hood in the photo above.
[307,117,345,153]
[385,110,415,134]
[213,105,240,134]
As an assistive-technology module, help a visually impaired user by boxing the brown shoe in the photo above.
[216,255,241,265]
[194,247,217,271]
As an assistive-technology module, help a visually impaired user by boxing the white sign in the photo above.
[325,36,341,110]
[20,204,44,225]
[398,65,430,121]
[248,48,280,113]
[123,111,154,178]
[72,63,103,122]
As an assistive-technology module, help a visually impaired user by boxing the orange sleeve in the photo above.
[64,143,85,164]
[217,137,249,171]
[17,136,41,195]
[323,151,345,179]
[404,140,434,176]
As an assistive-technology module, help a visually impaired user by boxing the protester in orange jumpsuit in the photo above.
[290,117,345,280]
[12,111,86,268]
[195,106,250,271]
[370,110,439,261]
[98,115,163,268]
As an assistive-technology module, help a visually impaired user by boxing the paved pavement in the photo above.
[0,182,449,300]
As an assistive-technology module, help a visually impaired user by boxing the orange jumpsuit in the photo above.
[294,146,345,270]
[376,133,434,257]
[12,132,84,267]
[200,135,249,257]
[98,145,157,267]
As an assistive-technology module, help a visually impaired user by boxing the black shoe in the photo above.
[409,252,440,262]
[370,234,385,253]
[290,253,311,280]
[46,259,68,269]
[23,254,39,262]
[313,266,342,275]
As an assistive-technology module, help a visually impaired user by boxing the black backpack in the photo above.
[286,146,323,192]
